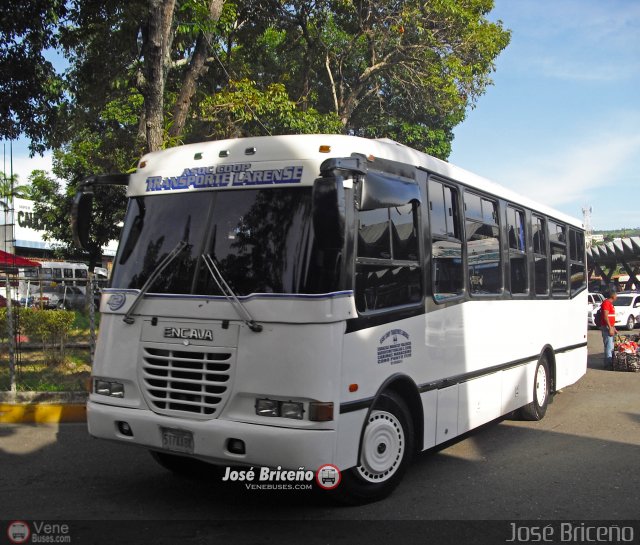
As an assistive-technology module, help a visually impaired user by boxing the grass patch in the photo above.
[0,349,92,392]
[1,309,97,392]
[68,310,101,343]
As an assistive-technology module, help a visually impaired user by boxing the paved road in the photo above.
[1,330,638,525]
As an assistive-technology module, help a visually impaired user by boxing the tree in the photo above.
[199,79,343,137]
[28,144,128,269]
[237,0,510,157]
[0,173,30,208]
[21,1,226,263]
[0,0,66,155]
[60,0,225,153]
[14,0,510,258]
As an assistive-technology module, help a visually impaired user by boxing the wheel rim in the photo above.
[627,316,634,329]
[357,410,405,483]
[535,363,548,407]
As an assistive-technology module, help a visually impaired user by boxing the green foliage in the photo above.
[199,79,343,137]
[71,309,100,332]
[12,0,510,248]
[596,229,640,243]
[233,0,510,155]
[0,172,36,205]
[2,307,75,362]
[18,308,76,363]
[0,0,67,152]
[0,308,12,342]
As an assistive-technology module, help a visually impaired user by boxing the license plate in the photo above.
[161,427,194,455]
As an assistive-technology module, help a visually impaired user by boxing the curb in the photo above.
[0,391,88,424]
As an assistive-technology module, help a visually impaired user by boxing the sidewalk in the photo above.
[0,391,88,424]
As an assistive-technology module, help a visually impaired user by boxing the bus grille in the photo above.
[141,346,233,418]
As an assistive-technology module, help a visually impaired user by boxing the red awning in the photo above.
[0,249,42,269]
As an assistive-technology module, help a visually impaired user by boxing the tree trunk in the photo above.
[169,34,211,139]
[169,0,224,139]
[143,0,177,152]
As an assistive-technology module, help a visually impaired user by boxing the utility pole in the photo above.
[582,206,593,248]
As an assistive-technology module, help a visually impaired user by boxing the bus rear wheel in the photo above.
[334,391,414,504]
[520,355,550,421]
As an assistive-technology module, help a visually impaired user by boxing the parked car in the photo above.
[612,291,640,331]
[19,295,36,307]
[587,292,605,328]
[43,285,87,310]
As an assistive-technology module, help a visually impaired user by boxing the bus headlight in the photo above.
[255,398,279,417]
[280,401,304,420]
[94,379,125,398]
[254,398,330,421]
[254,398,305,420]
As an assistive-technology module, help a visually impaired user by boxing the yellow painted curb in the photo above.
[0,403,87,424]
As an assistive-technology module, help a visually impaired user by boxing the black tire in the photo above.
[520,356,551,421]
[625,315,634,331]
[332,391,414,505]
[150,450,219,478]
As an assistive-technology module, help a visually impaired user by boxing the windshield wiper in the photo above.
[202,253,263,333]
[123,240,189,324]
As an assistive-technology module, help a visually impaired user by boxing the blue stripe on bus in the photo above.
[339,341,588,414]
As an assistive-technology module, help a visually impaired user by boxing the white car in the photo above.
[612,292,640,331]
[587,292,604,328]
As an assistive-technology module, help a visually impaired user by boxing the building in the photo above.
[0,197,117,267]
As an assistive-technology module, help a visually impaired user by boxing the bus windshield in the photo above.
[111,187,341,296]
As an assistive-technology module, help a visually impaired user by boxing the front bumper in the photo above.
[88,401,337,471]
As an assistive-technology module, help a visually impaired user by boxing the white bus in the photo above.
[19,261,89,306]
[73,134,587,503]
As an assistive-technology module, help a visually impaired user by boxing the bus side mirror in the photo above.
[357,171,421,211]
[70,172,130,251]
[72,191,94,251]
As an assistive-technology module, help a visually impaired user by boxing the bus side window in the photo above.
[74,268,88,288]
[429,179,463,301]
[549,220,568,295]
[569,229,586,295]
[532,215,548,295]
[507,206,528,294]
[355,202,421,313]
[465,192,501,295]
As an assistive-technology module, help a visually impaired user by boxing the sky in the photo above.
[449,0,640,231]
[3,0,639,232]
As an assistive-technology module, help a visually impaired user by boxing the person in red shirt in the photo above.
[600,290,617,369]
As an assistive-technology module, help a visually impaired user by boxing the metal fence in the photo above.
[1,273,101,393]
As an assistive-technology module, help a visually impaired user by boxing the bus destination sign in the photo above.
[145,163,304,192]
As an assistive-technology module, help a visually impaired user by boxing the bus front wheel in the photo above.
[520,355,551,421]
[334,391,414,504]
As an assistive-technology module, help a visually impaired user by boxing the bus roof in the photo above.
[129,134,583,229]
[25,261,88,269]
